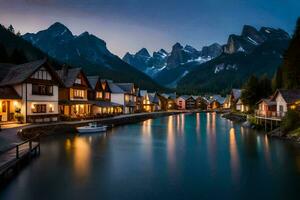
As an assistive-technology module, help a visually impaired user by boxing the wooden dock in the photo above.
[0,136,40,185]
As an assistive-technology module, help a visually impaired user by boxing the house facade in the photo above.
[0,59,62,123]
[270,89,300,118]
[158,93,177,111]
[87,76,122,116]
[236,99,249,112]
[255,99,277,117]
[57,67,92,118]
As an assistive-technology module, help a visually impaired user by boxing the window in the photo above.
[32,104,46,113]
[105,92,110,99]
[73,89,85,98]
[279,105,284,112]
[31,69,52,80]
[75,78,82,84]
[96,92,103,99]
[32,84,53,95]
[1,101,6,112]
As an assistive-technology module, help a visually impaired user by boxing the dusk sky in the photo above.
[0,0,299,57]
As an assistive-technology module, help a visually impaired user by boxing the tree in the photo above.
[10,49,27,64]
[272,66,283,91]
[241,75,272,109]
[280,17,300,89]
[16,31,21,37]
[0,43,9,62]
[7,25,15,34]
[241,75,259,107]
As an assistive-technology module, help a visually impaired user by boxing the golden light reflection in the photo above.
[263,134,272,169]
[65,139,71,151]
[229,128,240,181]
[73,137,91,181]
[207,112,217,176]
[167,116,176,171]
[142,119,152,136]
[196,113,201,142]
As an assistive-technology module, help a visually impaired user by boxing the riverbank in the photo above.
[221,111,300,144]
[221,111,247,122]
[17,111,185,140]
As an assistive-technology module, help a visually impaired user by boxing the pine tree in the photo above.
[7,25,15,34]
[241,75,259,107]
[0,43,9,62]
[10,49,27,64]
[281,17,300,89]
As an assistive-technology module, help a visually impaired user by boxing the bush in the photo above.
[281,110,300,133]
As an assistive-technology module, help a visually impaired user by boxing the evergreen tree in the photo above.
[272,66,283,91]
[258,74,272,98]
[281,17,300,89]
[241,75,259,107]
[7,25,15,34]
[10,49,27,64]
[0,43,9,62]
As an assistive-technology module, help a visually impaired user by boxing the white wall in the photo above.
[276,93,287,112]
[176,97,186,109]
[111,93,125,105]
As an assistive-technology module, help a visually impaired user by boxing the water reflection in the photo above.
[229,128,240,181]
[206,112,217,176]
[167,116,176,172]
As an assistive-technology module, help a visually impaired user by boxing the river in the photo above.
[1,113,300,200]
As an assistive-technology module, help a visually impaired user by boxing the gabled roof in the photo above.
[0,59,51,86]
[116,83,134,93]
[0,63,15,81]
[108,83,125,93]
[56,67,83,88]
[87,76,100,89]
[139,90,148,97]
[178,95,194,100]
[231,89,242,100]
[148,92,160,104]
[271,89,300,104]
[0,86,21,99]
[256,98,276,106]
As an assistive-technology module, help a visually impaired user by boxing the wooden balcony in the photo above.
[255,110,285,121]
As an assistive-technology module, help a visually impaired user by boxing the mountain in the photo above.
[22,22,162,90]
[177,25,290,94]
[123,42,222,87]
[223,25,290,54]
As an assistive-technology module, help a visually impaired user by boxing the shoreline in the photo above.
[221,111,300,144]
[17,111,186,140]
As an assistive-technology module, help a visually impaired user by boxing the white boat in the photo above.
[76,123,107,134]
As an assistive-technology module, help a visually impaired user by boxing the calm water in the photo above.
[1,113,300,200]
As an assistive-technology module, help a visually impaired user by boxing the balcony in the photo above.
[255,110,286,120]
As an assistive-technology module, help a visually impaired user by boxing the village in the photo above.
[0,59,299,129]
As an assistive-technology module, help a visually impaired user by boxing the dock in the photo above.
[0,136,40,185]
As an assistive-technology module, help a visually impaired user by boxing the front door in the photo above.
[1,101,9,121]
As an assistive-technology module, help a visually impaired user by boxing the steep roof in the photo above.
[139,90,148,97]
[148,92,159,104]
[0,86,21,99]
[0,59,47,86]
[56,68,81,87]
[256,98,276,105]
[108,83,125,93]
[116,83,134,93]
[231,89,242,100]
[0,63,15,81]
[179,95,192,100]
[271,89,300,104]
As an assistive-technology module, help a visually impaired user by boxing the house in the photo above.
[255,98,277,117]
[235,99,249,112]
[207,95,225,110]
[148,92,161,111]
[176,96,187,110]
[229,89,242,108]
[57,66,92,118]
[223,95,231,109]
[194,96,209,110]
[159,93,177,110]
[270,89,300,118]
[139,90,152,112]
[87,76,122,116]
[109,82,136,114]
[0,59,62,123]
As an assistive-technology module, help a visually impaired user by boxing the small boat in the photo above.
[76,123,107,134]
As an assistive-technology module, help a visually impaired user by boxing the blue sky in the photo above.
[0,0,299,57]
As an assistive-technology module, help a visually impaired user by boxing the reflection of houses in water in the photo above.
[229,128,240,181]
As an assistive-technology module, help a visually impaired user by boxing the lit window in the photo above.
[96,92,103,99]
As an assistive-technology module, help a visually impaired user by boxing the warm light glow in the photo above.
[73,137,91,181]
[229,128,239,181]
[13,101,18,107]
[290,105,296,110]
